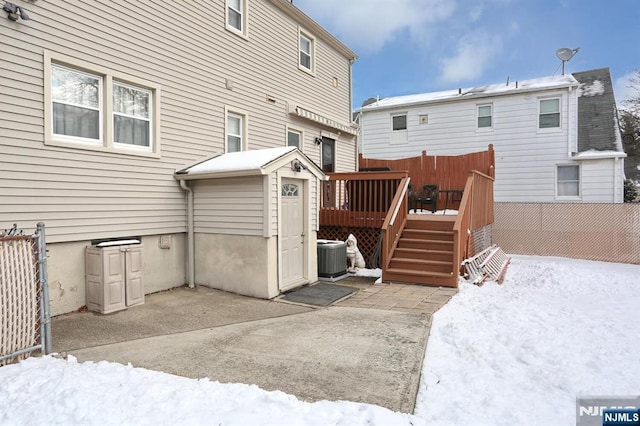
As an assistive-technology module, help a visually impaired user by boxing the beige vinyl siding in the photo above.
[0,0,355,242]
[193,177,264,236]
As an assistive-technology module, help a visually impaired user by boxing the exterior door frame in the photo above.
[276,170,312,291]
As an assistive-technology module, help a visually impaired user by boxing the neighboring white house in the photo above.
[357,68,626,203]
[0,0,358,315]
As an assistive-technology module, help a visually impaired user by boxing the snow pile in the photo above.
[416,255,640,425]
[0,355,417,426]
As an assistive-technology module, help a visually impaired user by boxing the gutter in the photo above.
[179,179,195,288]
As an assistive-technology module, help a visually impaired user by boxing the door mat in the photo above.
[279,283,358,307]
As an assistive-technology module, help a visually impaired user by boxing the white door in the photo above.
[281,179,305,288]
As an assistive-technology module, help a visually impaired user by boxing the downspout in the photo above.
[179,179,195,288]
[349,57,358,170]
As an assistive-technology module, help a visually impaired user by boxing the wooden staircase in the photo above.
[384,215,458,287]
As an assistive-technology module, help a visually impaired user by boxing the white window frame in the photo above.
[556,164,581,199]
[298,28,315,74]
[224,106,248,153]
[44,51,161,158]
[286,126,303,150]
[390,112,408,145]
[112,81,153,151]
[539,97,561,131]
[226,0,248,39]
[477,104,493,129]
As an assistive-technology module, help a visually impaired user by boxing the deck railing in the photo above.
[453,170,495,274]
[320,171,408,229]
[381,177,411,272]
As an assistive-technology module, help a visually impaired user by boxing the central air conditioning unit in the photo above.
[317,239,347,281]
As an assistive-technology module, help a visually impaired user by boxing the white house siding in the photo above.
[580,159,620,203]
[193,177,265,237]
[360,90,582,202]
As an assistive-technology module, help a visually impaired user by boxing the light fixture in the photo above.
[3,2,30,21]
[555,47,580,75]
[314,136,322,145]
[291,160,307,172]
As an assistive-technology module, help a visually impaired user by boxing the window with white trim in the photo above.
[299,30,314,72]
[226,0,247,37]
[46,55,159,157]
[113,82,151,147]
[557,164,580,197]
[51,65,102,142]
[539,98,560,129]
[477,104,492,128]
[226,112,244,153]
[287,128,302,149]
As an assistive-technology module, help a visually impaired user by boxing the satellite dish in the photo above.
[556,48,575,61]
[555,47,580,74]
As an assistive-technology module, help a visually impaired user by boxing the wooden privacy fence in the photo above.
[0,223,51,365]
[359,145,495,211]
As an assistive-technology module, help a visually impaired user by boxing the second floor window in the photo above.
[392,114,407,131]
[478,104,492,128]
[299,32,314,72]
[227,0,243,33]
[539,98,560,129]
[226,112,244,153]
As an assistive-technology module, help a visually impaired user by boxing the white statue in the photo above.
[346,234,366,272]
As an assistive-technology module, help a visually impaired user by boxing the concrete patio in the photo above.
[51,277,456,413]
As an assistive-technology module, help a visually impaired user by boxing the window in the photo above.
[539,98,560,129]
[226,112,244,153]
[392,114,407,131]
[557,165,580,197]
[287,129,302,149]
[478,104,492,128]
[113,82,151,147]
[51,65,102,142]
[299,30,314,73]
[226,0,247,37]
[321,137,335,173]
[46,53,159,157]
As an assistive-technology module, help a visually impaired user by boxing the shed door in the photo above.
[280,179,305,288]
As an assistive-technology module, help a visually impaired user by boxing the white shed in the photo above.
[175,147,325,298]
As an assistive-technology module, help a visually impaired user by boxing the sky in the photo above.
[2,255,639,425]
[293,0,640,110]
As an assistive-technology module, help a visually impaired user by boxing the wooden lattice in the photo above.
[318,226,381,268]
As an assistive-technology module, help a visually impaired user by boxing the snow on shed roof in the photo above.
[360,74,580,111]
[176,146,297,176]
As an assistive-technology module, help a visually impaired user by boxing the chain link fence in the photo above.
[1,223,51,366]
[493,203,640,264]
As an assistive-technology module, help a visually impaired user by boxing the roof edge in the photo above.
[267,0,357,61]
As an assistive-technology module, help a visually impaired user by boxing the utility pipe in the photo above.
[179,179,195,288]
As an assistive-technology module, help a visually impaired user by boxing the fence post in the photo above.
[37,222,52,354]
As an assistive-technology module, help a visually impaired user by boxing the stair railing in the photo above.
[452,170,495,278]
[381,176,411,274]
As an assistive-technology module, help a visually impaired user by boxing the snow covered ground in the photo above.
[1,255,639,425]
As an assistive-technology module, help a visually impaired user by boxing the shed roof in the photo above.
[175,147,324,180]
[359,74,580,111]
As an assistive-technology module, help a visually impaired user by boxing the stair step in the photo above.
[402,229,453,241]
[406,217,455,232]
[398,238,454,251]
[394,248,453,262]
[383,268,458,287]
[389,257,453,274]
